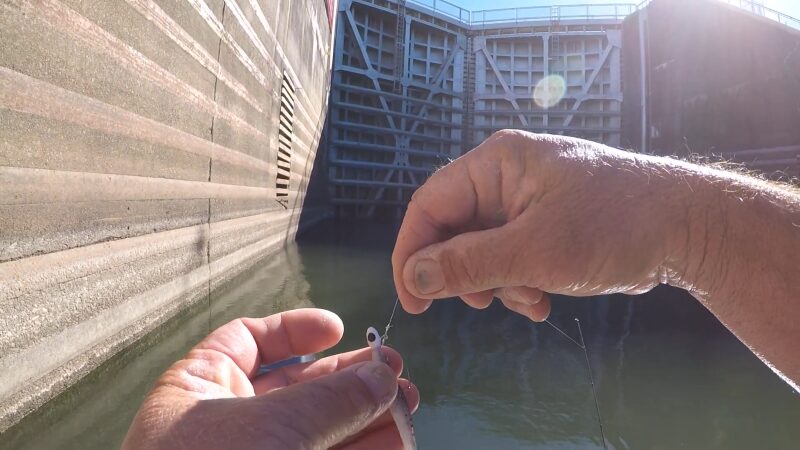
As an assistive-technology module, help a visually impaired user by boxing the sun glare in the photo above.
[533,74,566,109]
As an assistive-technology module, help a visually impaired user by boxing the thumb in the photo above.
[403,224,530,299]
[259,361,397,449]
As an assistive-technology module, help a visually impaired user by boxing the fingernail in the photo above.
[414,259,444,295]
[355,362,396,403]
[420,300,433,312]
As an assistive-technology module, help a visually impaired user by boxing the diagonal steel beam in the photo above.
[408,43,462,135]
[564,42,615,127]
[365,134,413,217]
[336,66,457,98]
[480,47,529,127]
[343,9,372,71]
[344,9,398,131]
[366,167,397,216]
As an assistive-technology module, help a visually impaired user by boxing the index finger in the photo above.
[391,156,481,313]
[392,130,532,313]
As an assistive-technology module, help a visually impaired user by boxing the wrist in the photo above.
[658,161,799,300]
[653,160,730,297]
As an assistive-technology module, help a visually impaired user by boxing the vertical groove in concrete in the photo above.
[207,2,226,320]
[0,0,338,431]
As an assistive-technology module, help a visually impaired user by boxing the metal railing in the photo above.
[718,0,800,30]
[400,0,800,31]
[403,0,636,25]
[471,4,636,25]
[404,0,471,22]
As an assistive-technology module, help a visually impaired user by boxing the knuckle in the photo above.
[313,373,374,418]
[462,245,486,286]
[490,128,519,142]
[439,244,483,292]
[261,411,317,450]
[186,348,228,365]
[265,374,376,447]
[262,392,334,448]
[489,129,528,152]
[408,183,435,209]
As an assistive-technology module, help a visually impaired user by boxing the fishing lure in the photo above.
[366,326,417,450]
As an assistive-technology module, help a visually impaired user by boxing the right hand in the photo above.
[392,130,693,321]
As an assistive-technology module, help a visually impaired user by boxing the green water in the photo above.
[2,220,799,449]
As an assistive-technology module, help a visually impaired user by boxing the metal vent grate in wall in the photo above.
[276,72,296,209]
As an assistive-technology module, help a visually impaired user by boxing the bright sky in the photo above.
[450,0,800,20]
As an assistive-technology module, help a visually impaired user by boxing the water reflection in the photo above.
[2,220,799,450]
[301,221,800,450]
[0,245,313,450]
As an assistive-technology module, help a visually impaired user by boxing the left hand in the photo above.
[122,308,419,450]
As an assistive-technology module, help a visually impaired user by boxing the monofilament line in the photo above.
[575,318,608,450]
[545,319,584,349]
[544,318,608,450]
[382,296,401,342]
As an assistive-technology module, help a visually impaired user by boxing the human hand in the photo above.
[122,308,419,450]
[392,130,691,321]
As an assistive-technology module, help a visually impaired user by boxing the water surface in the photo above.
[2,220,798,449]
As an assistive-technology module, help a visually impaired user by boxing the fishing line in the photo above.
[574,318,608,450]
[382,296,401,342]
[382,297,417,408]
[381,296,413,378]
[545,317,609,450]
[383,297,607,449]
[373,297,418,449]
[544,318,583,348]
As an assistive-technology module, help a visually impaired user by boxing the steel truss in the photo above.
[329,0,625,217]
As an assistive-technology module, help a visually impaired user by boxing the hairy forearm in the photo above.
[663,163,800,388]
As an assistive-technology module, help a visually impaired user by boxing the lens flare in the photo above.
[533,74,566,109]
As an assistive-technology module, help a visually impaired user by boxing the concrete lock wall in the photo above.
[0,0,336,430]
[622,0,800,175]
